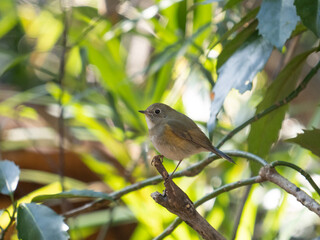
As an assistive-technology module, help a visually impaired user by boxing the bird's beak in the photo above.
[138,110,146,114]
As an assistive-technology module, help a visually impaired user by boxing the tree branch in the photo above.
[150,155,226,240]
[155,176,262,239]
[271,161,320,197]
[63,150,266,218]
[259,165,320,217]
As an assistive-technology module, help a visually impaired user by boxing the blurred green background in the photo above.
[0,0,319,239]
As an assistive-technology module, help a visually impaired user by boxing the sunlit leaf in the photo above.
[0,1,17,38]
[286,128,320,157]
[208,34,273,132]
[19,7,63,51]
[0,160,20,195]
[248,49,315,160]
[294,0,320,37]
[257,0,300,49]
[17,203,69,240]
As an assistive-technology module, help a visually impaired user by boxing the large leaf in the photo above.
[248,50,315,160]
[17,203,69,240]
[0,160,20,195]
[286,128,320,157]
[217,20,258,70]
[208,34,273,132]
[257,0,300,49]
[294,0,320,37]
[32,189,112,202]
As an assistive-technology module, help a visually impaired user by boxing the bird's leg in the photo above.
[168,159,183,180]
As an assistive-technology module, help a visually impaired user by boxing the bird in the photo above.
[139,103,234,178]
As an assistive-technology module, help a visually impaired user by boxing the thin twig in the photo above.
[64,150,266,217]
[231,185,251,240]
[217,58,320,148]
[259,165,320,217]
[58,0,70,191]
[270,161,320,197]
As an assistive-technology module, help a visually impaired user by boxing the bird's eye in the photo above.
[155,109,161,114]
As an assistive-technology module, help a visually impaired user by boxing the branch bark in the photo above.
[259,165,320,217]
[150,155,226,240]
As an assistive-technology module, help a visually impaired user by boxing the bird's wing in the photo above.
[166,119,214,151]
[166,119,234,163]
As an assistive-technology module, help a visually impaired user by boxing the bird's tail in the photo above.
[211,147,235,164]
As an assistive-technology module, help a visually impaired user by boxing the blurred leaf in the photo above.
[194,59,215,87]
[32,189,112,202]
[224,0,245,9]
[188,0,222,12]
[17,203,69,240]
[208,34,273,132]
[212,7,259,51]
[20,169,86,188]
[286,128,320,157]
[257,0,300,49]
[294,0,320,37]
[0,50,26,77]
[147,23,210,75]
[20,9,63,51]
[72,104,132,165]
[0,160,20,196]
[68,207,135,230]
[0,0,17,38]
[149,61,174,103]
[217,20,258,69]
[0,85,48,119]
[248,49,315,161]
[146,42,181,75]
[291,22,308,37]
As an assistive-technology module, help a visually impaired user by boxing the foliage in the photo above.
[0,0,319,239]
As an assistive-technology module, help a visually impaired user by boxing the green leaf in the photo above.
[0,50,26,77]
[257,0,300,49]
[32,189,112,202]
[0,160,20,195]
[208,34,273,132]
[286,128,320,157]
[217,20,258,70]
[248,49,315,160]
[17,203,69,240]
[294,0,320,37]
